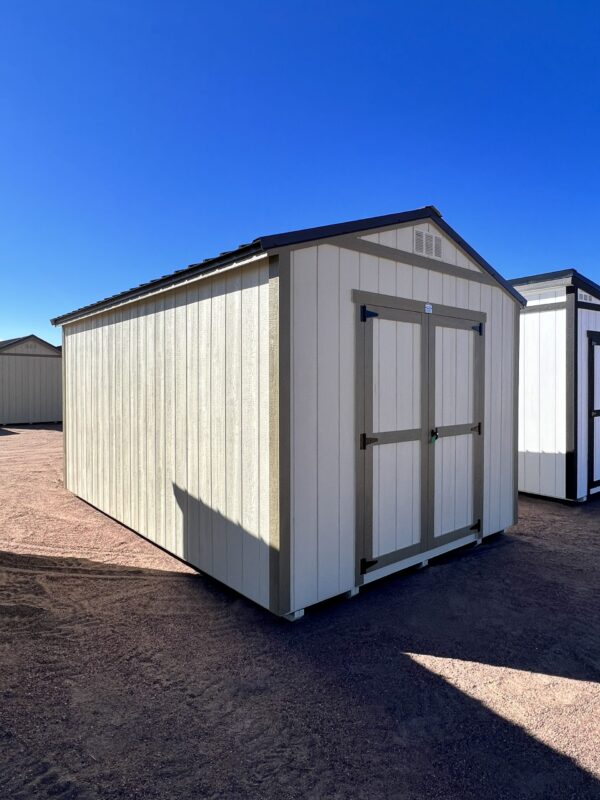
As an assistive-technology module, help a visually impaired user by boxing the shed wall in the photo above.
[517,305,567,498]
[0,353,62,424]
[289,237,518,612]
[63,259,273,609]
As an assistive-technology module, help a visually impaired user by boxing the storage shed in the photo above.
[511,269,600,501]
[0,335,62,425]
[52,207,523,619]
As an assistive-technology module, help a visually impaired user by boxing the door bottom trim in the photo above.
[361,533,478,584]
[362,541,424,574]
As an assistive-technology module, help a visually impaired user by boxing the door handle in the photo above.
[430,428,439,443]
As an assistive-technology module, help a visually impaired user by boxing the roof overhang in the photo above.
[52,206,524,326]
[510,269,600,303]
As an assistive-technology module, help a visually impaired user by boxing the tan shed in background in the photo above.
[52,207,524,619]
[0,335,62,425]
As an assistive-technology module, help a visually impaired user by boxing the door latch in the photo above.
[430,428,439,443]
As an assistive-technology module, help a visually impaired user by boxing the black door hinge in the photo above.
[470,422,482,434]
[361,305,379,322]
[360,433,379,449]
[472,322,483,335]
[470,519,481,532]
[360,557,378,574]
[591,410,600,418]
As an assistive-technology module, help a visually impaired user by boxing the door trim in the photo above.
[352,289,486,323]
[587,331,600,493]
[354,291,487,579]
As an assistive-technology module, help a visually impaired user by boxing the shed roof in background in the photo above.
[0,334,61,353]
[510,268,600,301]
[51,206,525,326]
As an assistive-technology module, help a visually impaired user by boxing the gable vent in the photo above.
[414,229,443,259]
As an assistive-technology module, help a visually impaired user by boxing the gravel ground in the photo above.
[0,424,599,800]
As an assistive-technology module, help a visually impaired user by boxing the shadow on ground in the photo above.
[1,492,599,799]
[0,422,62,433]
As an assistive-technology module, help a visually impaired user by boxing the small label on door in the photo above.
[424,303,432,314]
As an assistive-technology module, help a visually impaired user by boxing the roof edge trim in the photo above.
[511,269,600,303]
[51,244,266,326]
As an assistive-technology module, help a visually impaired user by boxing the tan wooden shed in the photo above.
[52,207,524,619]
[0,335,62,425]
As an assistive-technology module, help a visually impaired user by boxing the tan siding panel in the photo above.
[0,353,61,425]
[61,260,272,610]
[289,242,516,611]
[290,247,319,610]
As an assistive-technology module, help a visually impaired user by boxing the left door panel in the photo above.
[360,306,426,572]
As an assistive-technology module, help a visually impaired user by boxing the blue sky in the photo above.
[1,1,599,345]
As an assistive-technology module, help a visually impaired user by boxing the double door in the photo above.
[356,293,485,576]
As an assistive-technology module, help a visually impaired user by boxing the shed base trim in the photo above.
[360,533,478,584]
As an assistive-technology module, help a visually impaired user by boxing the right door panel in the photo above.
[428,315,484,548]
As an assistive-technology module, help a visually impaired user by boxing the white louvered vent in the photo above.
[414,229,443,259]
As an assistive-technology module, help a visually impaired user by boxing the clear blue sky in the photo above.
[1,1,599,345]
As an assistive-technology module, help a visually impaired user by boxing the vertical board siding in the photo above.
[577,307,600,497]
[0,353,62,424]
[317,245,341,600]
[63,261,272,609]
[290,237,517,611]
[290,246,319,609]
[518,307,567,498]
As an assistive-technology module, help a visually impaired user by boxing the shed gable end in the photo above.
[1,337,59,356]
[359,221,482,273]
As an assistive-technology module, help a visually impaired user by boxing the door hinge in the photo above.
[360,305,379,322]
[360,557,378,574]
[470,519,481,532]
[360,433,379,450]
[472,322,483,335]
[470,422,482,434]
[591,410,600,418]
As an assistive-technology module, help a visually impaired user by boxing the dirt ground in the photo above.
[0,425,598,800]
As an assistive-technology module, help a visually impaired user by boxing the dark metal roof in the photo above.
[0,334,61,353]
[51,206,523,325]
[510,269,600,301]
[0,336,24,350]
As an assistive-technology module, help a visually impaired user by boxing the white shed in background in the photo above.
[52,207,523,619]
[0,335,62,425]
[511,269,600,501]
